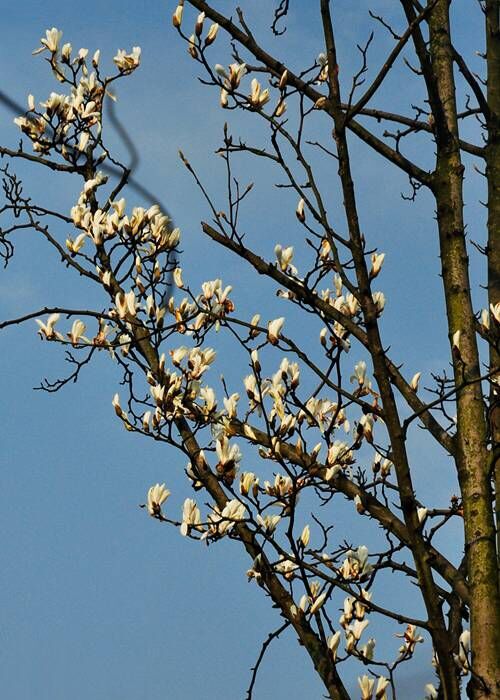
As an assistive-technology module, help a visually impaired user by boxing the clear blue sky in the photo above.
[1,2,484,699]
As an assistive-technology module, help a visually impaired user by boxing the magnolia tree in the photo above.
[1,2,499,699]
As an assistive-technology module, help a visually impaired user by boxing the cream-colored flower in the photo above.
[35,313,62,340]
[146,483,170,517]
[267,317,285,344]
[180,498,202,536]
[68,319,87,346]
[113,46,141,72]
[358,675,374,700]
[300,524,310,547]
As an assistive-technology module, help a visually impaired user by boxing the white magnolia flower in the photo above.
[249,78,270,108]
[180,498,202,536]
[172,4,183,27]
[296,197,305,222]
[309,592,327,615]
[240,471,258,496]
[113,46,141,72]
[454,629,471,674]
[256,513,281,535]
[68,319,87,346]
[267,317,285,344]
[351,360,367,386]
[300,524,310,547]
[369,252,385,279]
[35,313,62,340]
[424,683,438,699]
[375,676,389,700]
[358,675,374,700]
[146,483,170,517]
[205,23,219,46]
[275,244,297,274]
[327,631,341,661]
[396,624,424,656]
[410,371,421,391]
[34,27,63,55]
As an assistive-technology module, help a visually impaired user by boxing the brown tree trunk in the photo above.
[427,2,500,697]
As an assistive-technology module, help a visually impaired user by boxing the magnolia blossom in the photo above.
[204,22,219,46]
[454,629,470,674]
[146,483,170,517]
[339,545,373,581]
[113,46,141,72]
[327,631,341,661]
[369,252,385,279]
[240,471,258,497]
[33,27,63,55]
[205,499,246,537]
[375,676,389,700]
[296,197,305,222]
[172,4,183,27]
[180,498,202,536]
[36,313,62,340]
[309,592,327,615]
[361,638,376,661]
[351,360,367,386]
[274,244,297,274]
[358,675,374,700]
[396,624,424,657]
[300,524,310,547]
[248,78,270,109]
[424,683,438,699]
[267,317,285,344]
[68,319,87,346]
[256,513,281,535]
[410,371,421,391]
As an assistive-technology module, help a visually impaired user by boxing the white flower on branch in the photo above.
[300,524,310,547]
[452,329,461,354]
[113,46,141,72]
[346,619,370,652]
[146,483,170,517]
[372,291,386,316]
[351,360,367,386]
[204,23,219,47]
[424,683,438,699]
[172,4,183,28]
[205,499,246,538]
[180,498,202,536]
[327,631,341,661]
[67,319,87,346]
[453,629,471,674]
[33,27,63,55]
[249,78,270,109]
[274,244,297,274]
[375,676,389,700]
[361,638,376,661]
[36,313,63,341]
[223,392,239,419]
[239,471,258,497]
[339,546,373,581]
[267,317,284,345]
[369,252,385,280]
[490,301,500,324]
[215,435,242,484]
[396,624,424,657]
[256,514,281,535]
[309,592,327,615]
[358,675,374,700]
[410,371,422,391]
[296,197,306,223]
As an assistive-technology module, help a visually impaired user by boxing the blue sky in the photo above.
[0,2,485,699]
